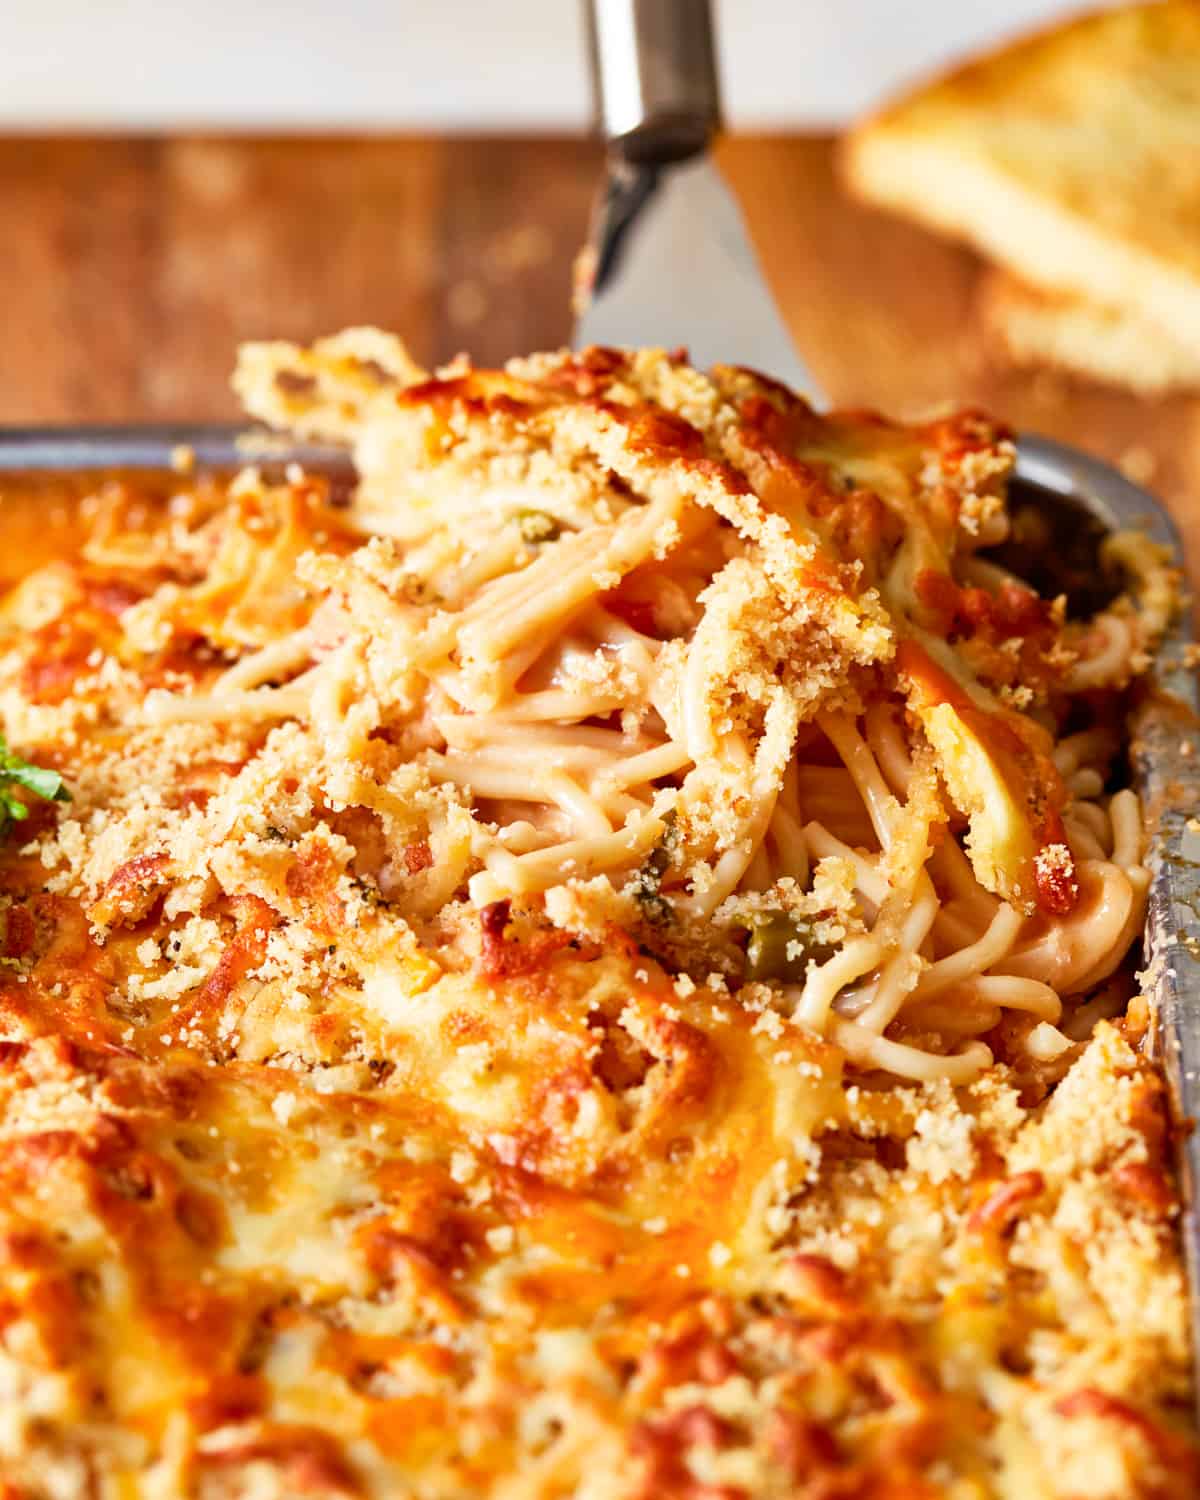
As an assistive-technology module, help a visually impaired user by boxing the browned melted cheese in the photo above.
[0,350,1193,1500]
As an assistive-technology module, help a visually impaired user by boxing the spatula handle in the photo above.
[584,0,721,164]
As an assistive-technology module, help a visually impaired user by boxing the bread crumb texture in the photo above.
[0,334,1190,1498]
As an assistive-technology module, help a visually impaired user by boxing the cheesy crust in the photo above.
[0,336,1192,1499]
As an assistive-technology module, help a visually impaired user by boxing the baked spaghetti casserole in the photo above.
[0,331,1193,1499]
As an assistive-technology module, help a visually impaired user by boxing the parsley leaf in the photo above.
[0,736,70,835]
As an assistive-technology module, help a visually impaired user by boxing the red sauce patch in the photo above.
[200,1425,360,1494]
[3,906,35,960]
[477,901,594,980]
[185,895,279,1022]
[402,840,433,876]
[89,852,169,929]
[1033,840,1080,918]
[967,1171,1045,1234]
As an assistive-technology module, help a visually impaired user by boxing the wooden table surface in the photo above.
[4,134,1199,574]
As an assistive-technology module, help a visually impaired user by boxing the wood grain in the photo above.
[1,133,1198,572]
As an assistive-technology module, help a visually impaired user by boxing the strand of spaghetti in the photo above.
[459,493,683,668]
[793,769,878,847]
[468,616,627,712]
[495,821,560,853]
[818,712,901,847]
[928,838,1001,930]
[423,630,552,711]
[1066,799,1112,849]
[429,745,630,783]
[794,933,887,1033]
[474,844,526,893]
[539,632,631,690]
[902,994,1001,1037]
[778,756,801,821]
[572,629,661,708]
[813,715,939,1032]
[489,689,627,723]
[540,769,612,838]
[1106,529,1176,640]
[1068,768,1105,799]
[765,800,809,884]
[425,754,589,803]
[1109,789,1144,870]
[577,626,658,694]
[141,676,318,726]
[997,861,1134,992]
[1053,727,1120,778]
[467,812,665,905]
[415,526,610,664]
[932,902,986,954]
[804,822,889,906]
[688,691,800,916]
[421,664,497,713]
[594,740,692,793]
[793,767,873,805]
[308,641,370,753]
[480,629,568,706]
[1062,977,1129,1041]
[593,787,654,823]
[691,785,779,915]
[436,717,654,755]
[583,605,663,651]
[1070,867,1148,995]
[1065,612,1135,691]
[215,629,316,693]
[681,624,719,761]
[439,526,531,606]
[915,903,1024,998]
[864,703,917,799]
[1075,798,1112,839]
[425,760,558,804]
[744,842,773,892]
[1025,1024,1075,1060]
[418,830,477,915]
[957,555,1022,593]
[832,1019,992,1084]
[959,975,1061,1022]
[721,734,753,773]
[457,526,600,621]
[855,875,939,1033]
[1063,811,1107,862]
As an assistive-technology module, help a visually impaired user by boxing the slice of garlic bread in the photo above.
[843,2,1200,348]
[979,267,1200,394]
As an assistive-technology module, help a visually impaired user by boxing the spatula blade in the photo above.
[574,155,819,400]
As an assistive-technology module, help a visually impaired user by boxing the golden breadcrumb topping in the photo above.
[0,332,1190,1499]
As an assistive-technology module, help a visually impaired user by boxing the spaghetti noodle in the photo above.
[218,335,1174,1084]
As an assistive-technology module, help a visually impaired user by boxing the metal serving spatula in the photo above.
[576,0,817,396]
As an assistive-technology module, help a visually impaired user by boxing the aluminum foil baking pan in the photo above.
[2,423,1197,1375]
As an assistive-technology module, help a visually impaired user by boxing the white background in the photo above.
[0,1,1126,131]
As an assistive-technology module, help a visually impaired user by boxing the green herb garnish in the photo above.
[744,912,836,984]
[0,736,70,836]
[629,813,678,925]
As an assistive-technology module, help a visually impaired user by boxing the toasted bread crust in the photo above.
[978,267,1200,394]
[843,2,1200,345]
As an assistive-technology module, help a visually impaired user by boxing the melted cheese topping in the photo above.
[0,335,1192,1498]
